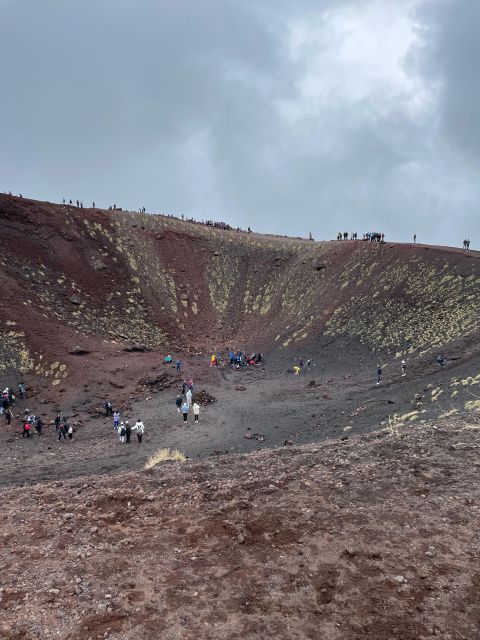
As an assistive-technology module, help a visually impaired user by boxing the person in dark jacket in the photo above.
[4,408,12,425]
[35,417,43,435]
[104,400,113,417]
[125,421,132,444]
[175,395,183,413]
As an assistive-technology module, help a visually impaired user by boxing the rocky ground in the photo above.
[0,418,479,639]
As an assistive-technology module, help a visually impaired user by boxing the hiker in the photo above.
[181,380,187,395]
[186,388,192,407]
[306,358,311,370]
[210,354,218,367]
[176,359,181,372]
[413,234,416,243]
[193,402,200,423]
[437,354,446,368]
[125,421,132,444]
[35,417,43,435]
[376,365,383,385]
[181,401,189,423]
[175,394,183,414]
[299,358,304,369]
[119,422,126,444]
[229,350,235,365]
[133,419,144,443]
[5,408,12,425]
[188,378,194,392]
[22,420,31,438]
[105,400,113,417]
[54,413,61,430]
[164,354,172,364]
[67,424,74,440]
[113,411,120,430]
[56,419,66,441]
[293,365,301,375]
[18,382,25,399]
[401,360,406,377]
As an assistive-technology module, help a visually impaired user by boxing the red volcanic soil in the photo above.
[1,194,480,487]
[1,195,480,639]
[0,418,479,640]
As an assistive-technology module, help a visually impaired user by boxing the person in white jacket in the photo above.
[133,420,145,443]
[186,388,192,407]
[193,402,200,423]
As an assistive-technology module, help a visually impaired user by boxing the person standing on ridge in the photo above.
[401,360,406,377]
[176,359,181,372]
[376,364,383,385]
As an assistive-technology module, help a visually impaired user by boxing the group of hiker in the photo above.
[105,401,145,444]
[54,413,74,441]
[376,354,446,385]
[336,232,385,242]
[1,383,27,427]
[175,378,200,423]
[164,354,182,372]
[209,351,263,368]
[293,358,312,375]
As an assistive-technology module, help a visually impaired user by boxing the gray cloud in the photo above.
[0,0,479,246]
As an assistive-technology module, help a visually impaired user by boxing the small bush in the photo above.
[144,448,186,469]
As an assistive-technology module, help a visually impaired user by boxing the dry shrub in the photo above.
[144,448,186,469]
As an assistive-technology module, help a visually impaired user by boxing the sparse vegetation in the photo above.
[144,448,187,469]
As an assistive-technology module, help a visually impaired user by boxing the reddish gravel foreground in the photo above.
[1,418,479,640]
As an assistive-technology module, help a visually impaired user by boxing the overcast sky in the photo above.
[0,0,479,245]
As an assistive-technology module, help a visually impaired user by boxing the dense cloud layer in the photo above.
[0,0,479,245]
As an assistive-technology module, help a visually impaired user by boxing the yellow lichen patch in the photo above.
[431,388,443,402]
[465,400,480,412]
